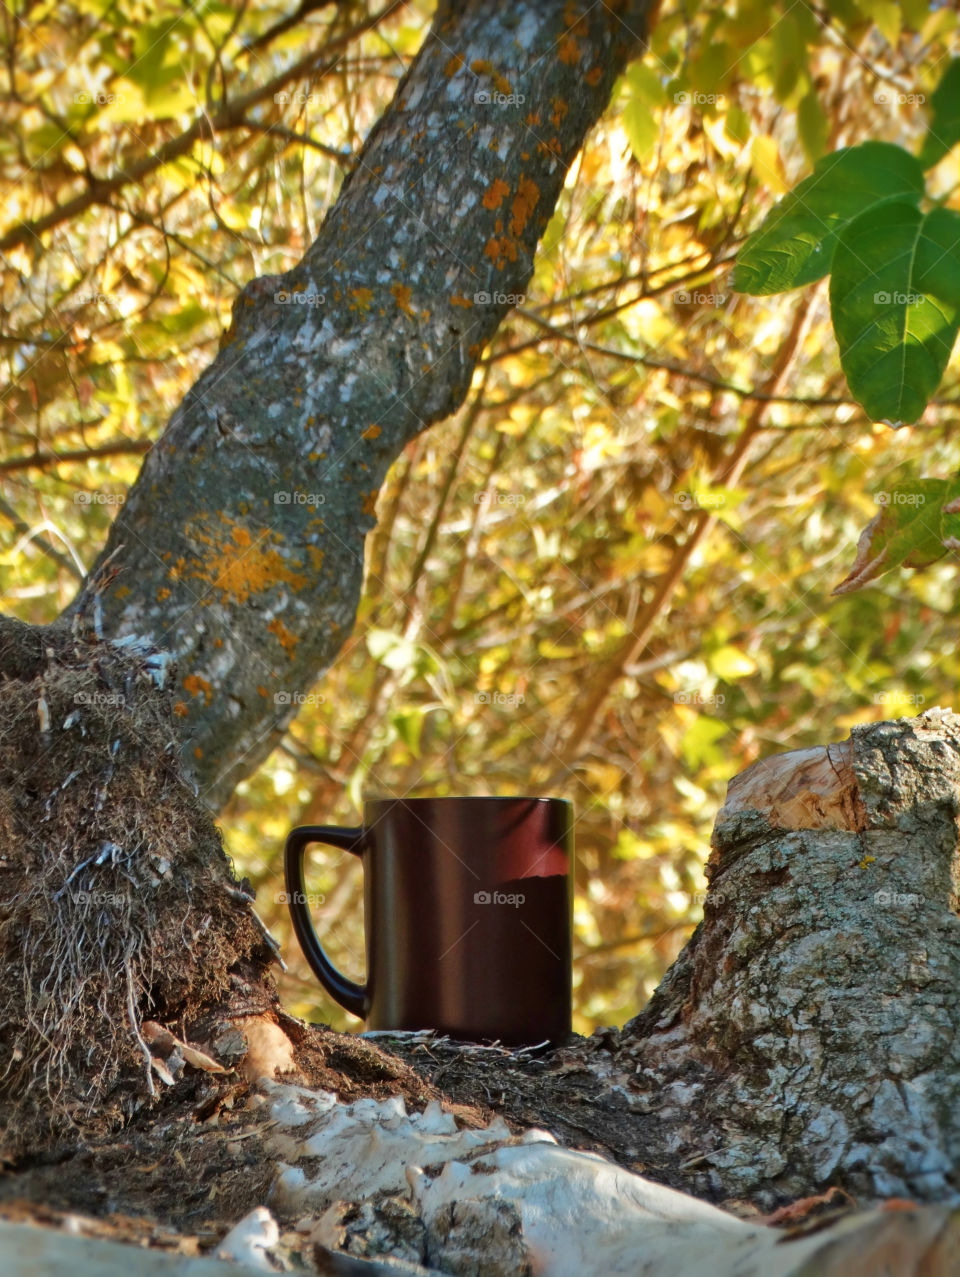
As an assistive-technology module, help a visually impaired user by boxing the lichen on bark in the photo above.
[65,0,654,808]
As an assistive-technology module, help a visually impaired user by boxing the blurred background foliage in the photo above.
[1,0,956,1033]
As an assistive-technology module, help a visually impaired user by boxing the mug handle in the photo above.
[284,824,368,1019]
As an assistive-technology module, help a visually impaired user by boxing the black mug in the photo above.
[284,796,573,1045]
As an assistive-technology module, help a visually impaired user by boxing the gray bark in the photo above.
[58,0,653,808]
[615,707,960,1207]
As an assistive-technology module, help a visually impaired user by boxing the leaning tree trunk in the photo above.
[35,0,655,809]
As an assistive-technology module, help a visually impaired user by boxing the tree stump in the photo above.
[617,707,960,1207]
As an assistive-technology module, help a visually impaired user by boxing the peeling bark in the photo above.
[60,0,653,808]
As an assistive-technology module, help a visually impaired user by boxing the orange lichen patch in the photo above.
[184,516,307,604]
[557,35,580,65]
[194,747,204,759]
[390,283,414,315]
[214,637,224,648]
[525,111,541,127]
[307,546,325,571]
[536,136,563,158]
[267,617,298,653]
[362,489,379,516]
[451,293,474,308]
[510,176,540,237]
[363,423,382,440]
[183,674,212,705]
[115,585,131,599]
[173,701,189,718]
[445,53,464,77]
[470,58,493,74]
[585,65,603,86]
[549,97,568,127]
[483,178,510,210]
[563,3,588,33]
[156,587,171,602]
[492,72,512,95]
[257,685,269,698]
[348,287,374,313]
[484,234,519,269]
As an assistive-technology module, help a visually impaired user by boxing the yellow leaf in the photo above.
[751,134,788,194]
[709,645,757,679]
[860,0,902,48]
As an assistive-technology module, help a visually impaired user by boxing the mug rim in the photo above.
[363,794,572,809]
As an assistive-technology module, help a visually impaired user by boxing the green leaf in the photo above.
[623,96,658,161]
[829,203,960,423]
[833,477,956,594]
[797,91,828,164]
[391,708,424,757]
[733,141,925,294]
[625,62,667,106]
[724,104,751,146]
[918,57,960,169]
[680,716,730,770]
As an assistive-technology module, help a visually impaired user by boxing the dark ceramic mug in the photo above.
[284,796,573,1045]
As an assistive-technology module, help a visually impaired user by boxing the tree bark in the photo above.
[51,0,653,809]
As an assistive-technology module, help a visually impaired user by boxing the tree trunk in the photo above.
[49,0,654,809]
